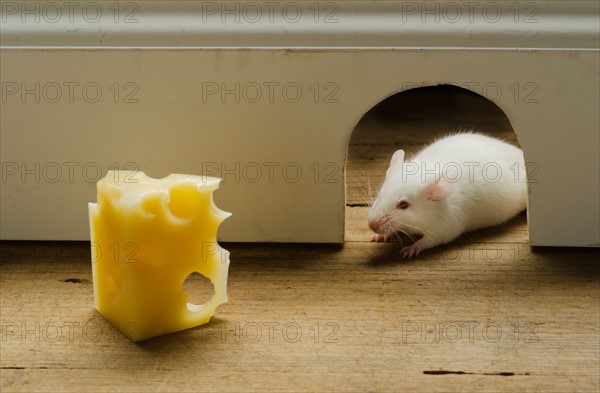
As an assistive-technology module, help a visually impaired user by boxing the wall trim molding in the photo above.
[1,1,599,49]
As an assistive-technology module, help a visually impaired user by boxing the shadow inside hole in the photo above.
[183,271,214,310]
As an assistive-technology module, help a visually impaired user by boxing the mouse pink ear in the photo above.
[424,179,452,202]
[390,149,405,168]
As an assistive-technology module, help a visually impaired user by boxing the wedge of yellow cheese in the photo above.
[88,170,231,341]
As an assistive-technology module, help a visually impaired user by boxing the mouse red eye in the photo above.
[396,200,410,210]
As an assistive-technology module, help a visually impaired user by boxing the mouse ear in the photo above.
[389,149,405,168]
[424,179,452,202]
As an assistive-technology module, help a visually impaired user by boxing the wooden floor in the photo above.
[1,87,599,393]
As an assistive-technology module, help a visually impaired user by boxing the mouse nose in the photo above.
[369,216,391,233]
[369,220,380,232]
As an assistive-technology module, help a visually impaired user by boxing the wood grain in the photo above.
[2,86,598,393]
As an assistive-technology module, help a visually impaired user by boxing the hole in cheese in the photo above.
[183,271,215,310]
[168,183,201,219]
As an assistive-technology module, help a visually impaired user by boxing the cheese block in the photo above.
[88,170,231,341]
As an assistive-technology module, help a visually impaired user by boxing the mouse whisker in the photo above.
[353,184,372,207]
[380,222,416,246]
[396,229,417,245]
[401,222,439,240]
[352,178,374,207]
[394,229,416,245]
[359,169,377,206]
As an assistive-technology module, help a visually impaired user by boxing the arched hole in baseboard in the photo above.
[345,84,528,245]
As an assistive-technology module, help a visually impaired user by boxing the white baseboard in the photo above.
[1,2,599,245]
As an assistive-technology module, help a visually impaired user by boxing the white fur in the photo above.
[368,132,527,257]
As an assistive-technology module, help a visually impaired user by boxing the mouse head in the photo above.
[368,149,453,237]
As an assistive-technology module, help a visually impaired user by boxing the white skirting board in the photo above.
[1,1,599,246]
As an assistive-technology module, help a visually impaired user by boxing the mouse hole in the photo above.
[183,271,214,310]
[346,85,525,243]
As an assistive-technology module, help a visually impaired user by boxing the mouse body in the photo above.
[368,132,527,258]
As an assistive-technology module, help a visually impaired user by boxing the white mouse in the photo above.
[368,132,528,258]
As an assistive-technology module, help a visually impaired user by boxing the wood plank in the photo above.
[1,240,599,392]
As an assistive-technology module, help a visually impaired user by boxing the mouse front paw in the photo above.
[371,233,391,242]
[400,241,426,258]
